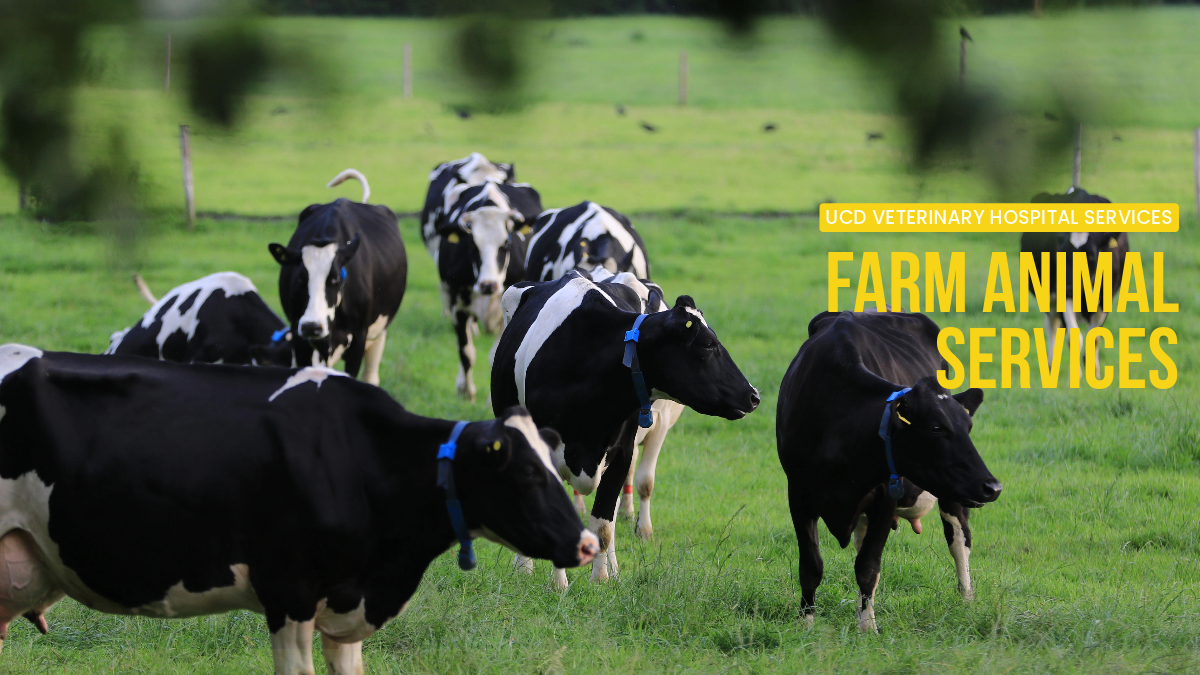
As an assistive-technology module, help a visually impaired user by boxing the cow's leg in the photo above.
[453,309,476,402]
[790,490,823,627]
[1089,311,1108,379]
[1063,298,1084,355]
[573,489,587,518]
[360,331,387,386]
[1043,311,1061,356]
[340,333,368,380]
[634,400,684,540]
[851,514,868,552]
[320,634,364,675]
[619,443,639,521]
[588,419,637,583]
[853,494,895,633]
[551,567,569,591]
[0,529,64,655]
[939,502,974,600]
[270,617,316,675]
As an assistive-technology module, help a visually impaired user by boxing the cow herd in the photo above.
[1,153,1130,672]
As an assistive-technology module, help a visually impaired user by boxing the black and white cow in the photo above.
[422,170,542,401]
[105,272,295,367]
[419,152,514,245]
[776,310,1003,632]
[493,270,760,587]
[269,170,407,385]
[525,202,650,282]
[0,344,598,673]
[1021,188,1128,378]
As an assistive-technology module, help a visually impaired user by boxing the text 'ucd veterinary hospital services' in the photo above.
[819,203,1180,391]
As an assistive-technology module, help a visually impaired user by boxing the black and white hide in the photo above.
[105,272,295,367]
[419,152,515,246]
[425,179,543,401]
[492,270,760,587]
[268,171,407,385]
[1021,187,1128,377]
[525,202,650,282]
[0,345,598,673]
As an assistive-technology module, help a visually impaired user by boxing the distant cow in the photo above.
[269,170,407,385]
[777,311,1002,632]
[419,152,515,246]
[0,345,597,672]
[1021,188,1128,376]
[494,270,759,587]
[105,272,294,367]
[525,202,650,282]
[421,162,542,401]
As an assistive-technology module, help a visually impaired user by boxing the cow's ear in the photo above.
[338,235,361,262]
[269,243,300,265]
[952,388,984,416]
[460,212,474,228]
[673,295,696,310]
[507,210,525,224]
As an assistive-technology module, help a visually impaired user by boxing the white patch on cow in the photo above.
[513,554,535,574]
[451,152,508,186]
[104,328,131,354]
[365,315,388,342]
[551,566,569,590]
[895,491,937,524]
[121,273,257,358]
[684,307,708,327]
[361,315,390,387]
[501,285,533,328]
[268,366,349,402]
[940,509,973,600]
[569,452,608,495]
[134,564,262,617]
[936,394,949,400]
[503,412,557,476]
[320,634,364,675]
[300,244,340,337]
[513,276,614,405]
[315,598,376,644]
[0,344,43,384]
[328,334,352,368]
[588,515,617,582]
[1069,232,1089,248]
[271,616,317,675]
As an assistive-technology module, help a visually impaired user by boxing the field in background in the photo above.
[0,213,1197,673]
[3,10,1200,214]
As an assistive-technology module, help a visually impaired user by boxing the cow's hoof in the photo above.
[856,617,878,633]
[959,586,975,601]
[801,612,815,629]
[618,494,635,521]
[513,555,534,574]
[635,522,653,540]
[551,568,569,590]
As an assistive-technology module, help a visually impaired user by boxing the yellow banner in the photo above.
[819,203,1179,232]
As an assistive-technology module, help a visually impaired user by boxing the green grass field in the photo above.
[1,6,1199,674]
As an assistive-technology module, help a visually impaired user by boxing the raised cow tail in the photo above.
[327,168,370,203]
[132,274,157,305]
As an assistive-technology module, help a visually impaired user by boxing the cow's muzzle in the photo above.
[576,530,599,566]
[299,321,327,340]
[979,479,1003,503]
[477,280,500,296]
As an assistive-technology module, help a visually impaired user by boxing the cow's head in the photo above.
[890,376,1002,507]
[639,296,760,420]
[268,235,361,340]
[248,330,296,367]
[458,207,524,296]
[455,408,598,569]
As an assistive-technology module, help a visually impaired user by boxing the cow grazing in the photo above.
[493,270,759,587]
[525,202,650,282]
[422,167,542,402]
[776,311,1002,632]
[0,345,598,673]
[1022,188,1128,376]
[105,272,295,367]
[269,170,407,385]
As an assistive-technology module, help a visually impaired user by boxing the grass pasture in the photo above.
[1,6,1199,674]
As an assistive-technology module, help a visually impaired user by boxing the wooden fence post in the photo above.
[164,33,171,92]
[678,50,688,106]
[180,125,195,230]
[1071,123,1082,189]
[403,43,412,100]
[1194,127,1199,218]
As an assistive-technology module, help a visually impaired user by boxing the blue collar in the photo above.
[877,388,911,500]
[436,420,476,571]
[271,328,290,343]
[622,314,654,428]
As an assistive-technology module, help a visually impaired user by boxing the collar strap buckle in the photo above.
[877,387,912,500]
[437,420,476,570]
[622,315,654,429]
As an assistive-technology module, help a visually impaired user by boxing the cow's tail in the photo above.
[327,169,370,203]
[132,274,157,305]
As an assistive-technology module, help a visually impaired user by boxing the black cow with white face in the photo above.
[424,176,542,402]
[526,202,650,282]
[0,344,598,673]
[419,152,514,245]
[492,270,759,587]
[776,311,1002,632]
[1021,188,1128,378]
[105,272,295,367]
[269,171,407,385]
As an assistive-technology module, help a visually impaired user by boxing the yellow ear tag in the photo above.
[686,320,692,328]
[1107,237,1118,248]
[896,412,912,425]
[519,225,532,235]
[492,441,501,452]
[448,233,460,244]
